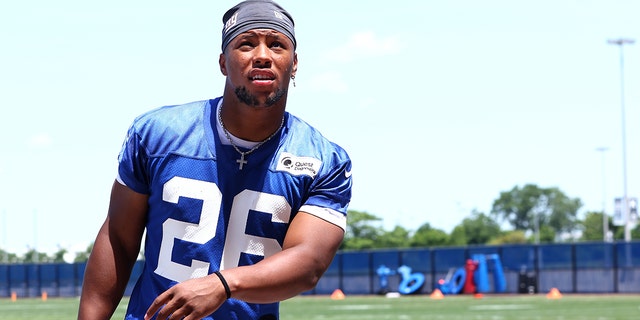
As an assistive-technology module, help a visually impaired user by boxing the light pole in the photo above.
[607,38,635,241]
[2,209,6,263]
[596,147,609,241]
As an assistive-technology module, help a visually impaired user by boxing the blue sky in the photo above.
[1,0,639,255]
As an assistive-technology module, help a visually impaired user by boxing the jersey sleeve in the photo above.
[116,121,152,194]
[114,100,213,194]
[299,148,352,231]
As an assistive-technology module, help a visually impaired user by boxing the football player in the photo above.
[78,1,352,319]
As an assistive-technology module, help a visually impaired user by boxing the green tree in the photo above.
[410,223,449,247]
[376,226,411,248]
[491,184,582,237]
[0,248,9,263]
[612,225,625,240]
[545,187,583,234]
[454,210,502,245]
[581,211,609,241]
[448,225,467,246]
[0,248,18,263]
[23,248,50,263]
[74,242,94,262]
[529,224,556,243]
[342,210,384,250]
[492,184,542,230]
[613,223,640,241]
[52,248,68,263]
[488,230,528,245]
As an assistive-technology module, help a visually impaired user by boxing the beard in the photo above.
[235,86,286,107]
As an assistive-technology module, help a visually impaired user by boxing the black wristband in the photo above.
[214,271,231,299]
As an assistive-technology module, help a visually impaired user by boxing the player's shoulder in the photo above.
[284,113,350,161]
[125,98,218,156]
[132,99,214,130]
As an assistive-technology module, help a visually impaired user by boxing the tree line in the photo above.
[0,245,92,264]
[1,183,639,262]
[341,183,640,250]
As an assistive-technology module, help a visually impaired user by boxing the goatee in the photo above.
[235,87,286,107]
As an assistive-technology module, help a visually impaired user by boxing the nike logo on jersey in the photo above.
[345,169,352,178]
[276,152,322,178]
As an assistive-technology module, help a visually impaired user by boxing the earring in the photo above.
[291,75,296,87]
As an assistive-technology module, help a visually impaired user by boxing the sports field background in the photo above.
[1,293,639,319]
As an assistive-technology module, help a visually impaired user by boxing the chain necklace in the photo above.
[218,106,285,170]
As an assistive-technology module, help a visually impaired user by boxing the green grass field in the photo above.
[1,294,639,319]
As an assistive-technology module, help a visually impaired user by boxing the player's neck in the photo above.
[219,97,286,142]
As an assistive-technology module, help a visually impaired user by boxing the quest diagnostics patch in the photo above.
[276,152,322,178]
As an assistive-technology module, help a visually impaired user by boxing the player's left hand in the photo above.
[145,275,226,320]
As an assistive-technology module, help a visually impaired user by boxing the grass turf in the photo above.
[0,294,638,319]
[281,294,640,320]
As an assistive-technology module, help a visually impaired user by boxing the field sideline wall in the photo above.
[1,241,638,298]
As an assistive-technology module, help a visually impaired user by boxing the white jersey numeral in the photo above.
[155,177,221,282]
[154,177,291,283]
[221,190,291,270]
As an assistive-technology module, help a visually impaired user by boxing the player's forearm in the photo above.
[219,213,344,304]
[78,255,129,319]
[77,288,122,320]
[221,245,333,303]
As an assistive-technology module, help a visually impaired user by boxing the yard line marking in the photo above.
[330,304,392,310]
[469,304,534,311]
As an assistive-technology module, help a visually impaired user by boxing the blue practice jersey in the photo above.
[117,97,352,319]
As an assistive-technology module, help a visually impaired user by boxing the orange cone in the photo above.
[473,293,484,299]
[546,287,562,299]
[10,292,17,302]
[330,289,345,300]
[430,288,444,300]
[41,291,48,301]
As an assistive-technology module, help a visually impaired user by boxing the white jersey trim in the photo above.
[215,99,260,149]
[116,172,126,186]
[299,205,346,231]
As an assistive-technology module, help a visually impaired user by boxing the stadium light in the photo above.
[607,38,635,241]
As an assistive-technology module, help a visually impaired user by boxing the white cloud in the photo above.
[308,71,349,93]
[28,133,53,148]
[325,31,403,63]
[357,97,377,110]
